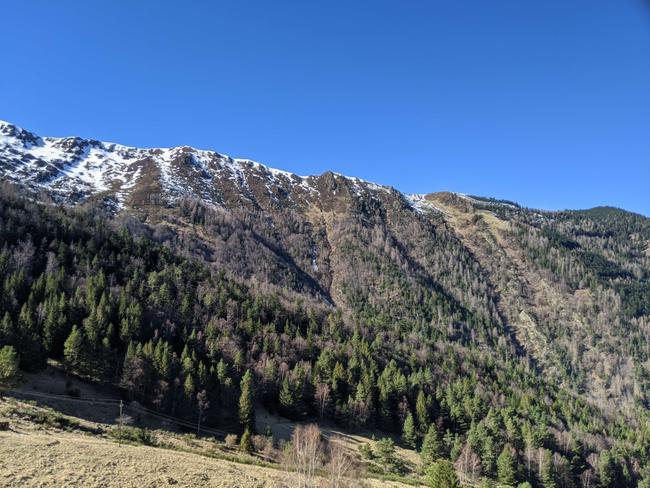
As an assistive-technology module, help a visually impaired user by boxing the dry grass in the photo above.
[0,399,417,487]
[0,429,292,487]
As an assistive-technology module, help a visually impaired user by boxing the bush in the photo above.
[224,433,238,448]
[239,428,253,453]
[358,442,374,460]
[253,434,273,454]
[109,426,156,446]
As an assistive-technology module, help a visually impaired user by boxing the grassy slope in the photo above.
[1,369,422,488]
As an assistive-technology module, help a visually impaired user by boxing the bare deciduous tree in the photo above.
[580,468,594,488]
[315,383,331,418]
[455,442,481,482]
[196,389,209,435]
[285,424,323,488]
[325,435,355,488]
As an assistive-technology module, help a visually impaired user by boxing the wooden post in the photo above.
[118,400,123,447]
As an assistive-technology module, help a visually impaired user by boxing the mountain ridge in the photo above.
[4,119,642,219]
[1,118,650,486]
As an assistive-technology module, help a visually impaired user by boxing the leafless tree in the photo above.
[225,433,238,448]
[455,442,481,482]
[325,435,355,488]
[580,468,594,488]
[196,389,209,435]
[315,383,331,418]
[285,424,323,488]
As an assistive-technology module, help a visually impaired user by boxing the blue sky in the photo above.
[1,1,649,215]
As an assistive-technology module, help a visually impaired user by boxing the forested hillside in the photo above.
[1,185,649,487]
[1,121,650,487]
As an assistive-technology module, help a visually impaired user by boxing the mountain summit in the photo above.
[0,120,405,211]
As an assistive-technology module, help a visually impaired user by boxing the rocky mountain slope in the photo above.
[2,119,649,413]
[2,120,650,485]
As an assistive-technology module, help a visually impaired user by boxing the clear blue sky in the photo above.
[2,1,649,215]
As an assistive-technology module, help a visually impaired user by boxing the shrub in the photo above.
[239,428,253,453]
[358,442,373,460]
[224,433,238,448]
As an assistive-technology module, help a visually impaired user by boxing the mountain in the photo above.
[0,119,395,211]
[1,120,649,486]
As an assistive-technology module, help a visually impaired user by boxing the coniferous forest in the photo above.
[1,178,650,487]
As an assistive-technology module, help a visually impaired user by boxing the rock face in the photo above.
[0,120,400,212]
[2,119,649,414]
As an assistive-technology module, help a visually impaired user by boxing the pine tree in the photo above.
[238,370,255,432]
[42,297,60,355]
[279,376,296,418]
[63,325,86,374]
[481,434,497,478]
[184,374,195,401]
[416,390,430,431]
[16,301,46,371]
[402,412,417,448]
[119,300,142,343]
[376,437,399,474]
[426,459,461,488]
[421,424,443,467]
[0,312,14,346]
[598,450,616,488]
[0,345,19,396]
[497,445,517,486]
[539,449,556,488]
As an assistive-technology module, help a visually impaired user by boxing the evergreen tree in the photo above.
[598,450,616,488]
[402,411,417,448]
[42,293,68,356]
[0,345,19,396]
[119,299,142,343]
[497,445,517,486]
[540,449,556,488]
[0,312,15,346]
[421,424,443,467]
[376,437,399,474]
[426,459,461,488]
[416,389,430,431]
[238,370,255,432]
[63,325,86,374]
[279,376,296,418]
[481,434,497,478]
[183,374,195,401]
[16,302,46,371]
[239,428,253,453]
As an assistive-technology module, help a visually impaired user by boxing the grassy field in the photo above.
[0,363,429,487]
[1,429,292,488]
[0,393,423,488]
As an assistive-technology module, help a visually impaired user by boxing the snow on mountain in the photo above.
[405,194,444,214]
[0,120,407,211]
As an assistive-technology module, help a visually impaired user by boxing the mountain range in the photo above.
[1,119,649,486]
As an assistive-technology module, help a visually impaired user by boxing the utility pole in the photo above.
[118,400,123,447]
